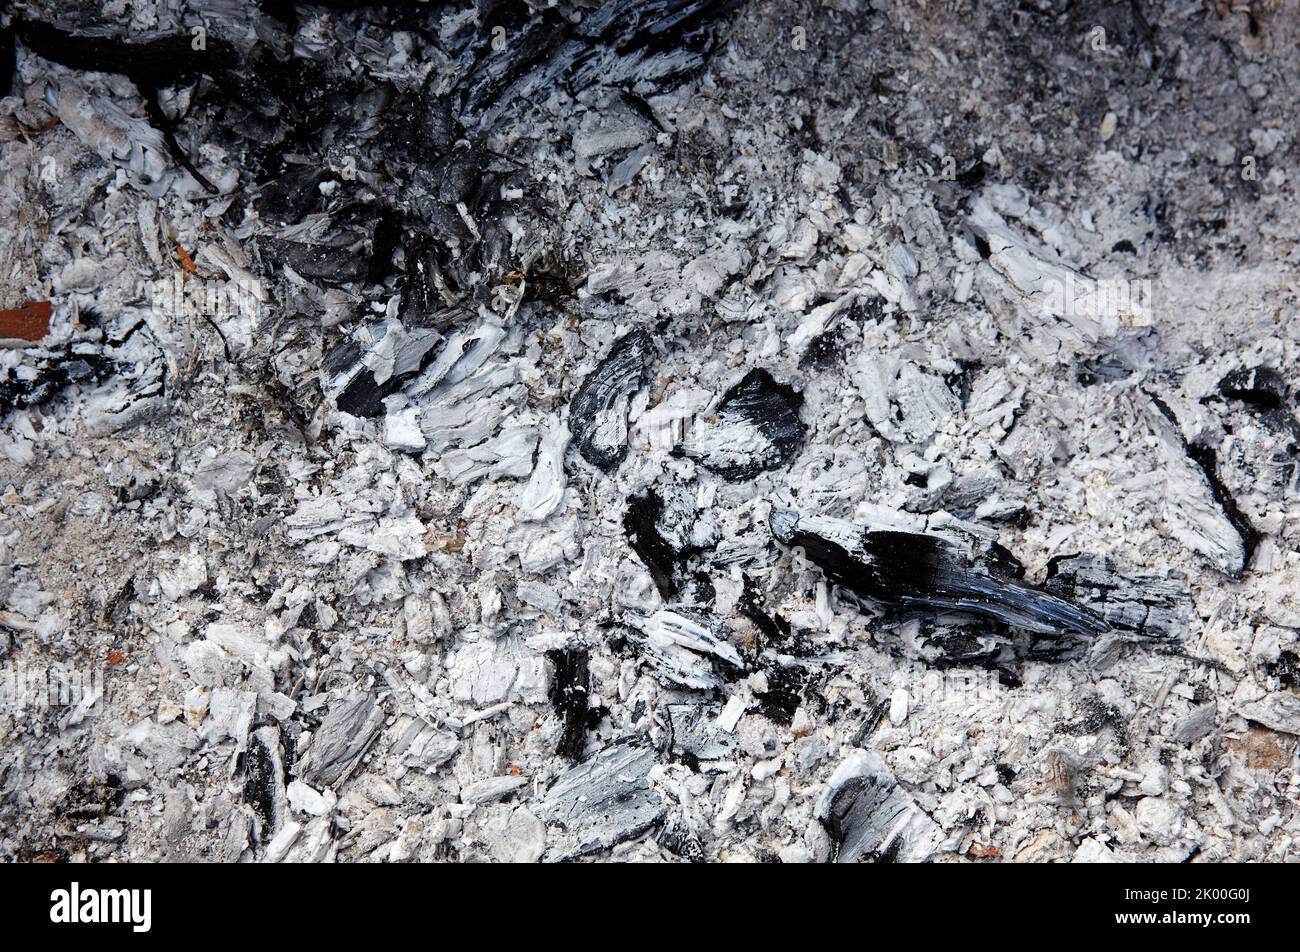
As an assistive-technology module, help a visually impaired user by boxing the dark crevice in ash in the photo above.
[1150,392,1261,575]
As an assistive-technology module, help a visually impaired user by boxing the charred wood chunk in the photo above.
[0,349,116,419]
[322,319,444,419]
[737,573,818,657]
[260,236,376,284]
[241,727,285,842]
[256,165,329,224]
[1218,366,1288,412]
[569,328,654,471]
[686,368,806,480]
[624,489,680,599]
[769,508,1109,638]
[623,487,717,599]
[1043,554,1190,639]
[537,740,665,861]
[1216,366,1300,441]
[752,664,809,726]
[460,0,744,128]
[816,750,943,863]
[546,648,604,762]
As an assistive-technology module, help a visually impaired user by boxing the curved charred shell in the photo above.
[683,368,806,480]
[569,328,654,471]
[769,509,1110,638]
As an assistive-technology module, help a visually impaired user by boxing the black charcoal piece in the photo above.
[241,727,285,842]
[1043,554,1190,639]
[737,574,818,657]
[546,648,603,762]
[752,664,809,725]
[322,320,445,419]
[684,368,806,480]
[623,487,717,599]
[0,349,116,419]
[333,368,399,420]
[1218,366,1288,411]
[1215,366,1300,440]
[256,165,330,223]
[459,0,743,129]
[624,489,680,598]
[569,328,655,471]
[769,508,1110,638]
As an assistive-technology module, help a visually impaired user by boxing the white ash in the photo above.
[1,0,1299,865]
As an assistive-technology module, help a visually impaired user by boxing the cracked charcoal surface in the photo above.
[2,0,1300,864]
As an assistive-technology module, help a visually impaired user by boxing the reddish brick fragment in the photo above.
[0,300,52,341]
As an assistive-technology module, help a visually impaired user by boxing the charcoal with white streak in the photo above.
[816,750,946,863]
[1216,366,1300,440]
[321,318,443,419]
[568,327,655,471]
[1043,554,1190,639]
[679,368,807,480]
[769,508,1109,638]
[537,740,666,860]
[456,0,743,131]
[623,486,719,599]
[303,692,386,787]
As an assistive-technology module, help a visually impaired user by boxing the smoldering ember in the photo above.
[0,0,1296,866]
